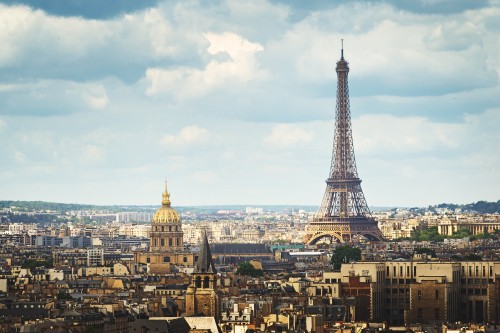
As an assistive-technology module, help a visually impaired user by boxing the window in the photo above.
[183,256,188,263]
[435,308,440,320]
[163,256,170,263]
[417,290,422,300]
[417,308,423,322]
[435,289,439,299]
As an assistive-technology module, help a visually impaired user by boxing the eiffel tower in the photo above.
[305,43,383,244]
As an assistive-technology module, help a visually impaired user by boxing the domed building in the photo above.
[134,181,196,274]
[149,182,183,252]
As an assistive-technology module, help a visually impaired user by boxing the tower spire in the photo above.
[194,229,216,273]
[341,39,344,59]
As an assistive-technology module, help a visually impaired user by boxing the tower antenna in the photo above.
[341,39,344,59]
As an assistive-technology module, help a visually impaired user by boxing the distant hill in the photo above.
[431,200,500,214]
[0,200,319,214]
[1,200,498,215]
[0,200,154,214]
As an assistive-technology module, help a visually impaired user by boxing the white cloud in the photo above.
[13,149,26,163]
[82,84,109,110]
[0,1,499,206]
[353,114,461,154]
[265,3,497,96]
[81,145,105,164]
[264,124,314,147]
[160,125,210,147]
[145,32,267,98]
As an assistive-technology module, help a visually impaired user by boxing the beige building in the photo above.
[326,260,500,325]
[438,215,500,236]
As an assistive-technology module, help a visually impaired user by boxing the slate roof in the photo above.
[211,243,272,254]
[194,231,216,274]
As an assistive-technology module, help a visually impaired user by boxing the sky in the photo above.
[0,0,499,207]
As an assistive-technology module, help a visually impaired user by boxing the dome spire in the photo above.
[162,180,171,207]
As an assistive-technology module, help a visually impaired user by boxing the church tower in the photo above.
[185,231,221,320]
[150,181,184,252]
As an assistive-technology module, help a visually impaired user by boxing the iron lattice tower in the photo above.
[305,45,383,244]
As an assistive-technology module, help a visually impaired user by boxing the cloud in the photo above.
[145,31,267,98]
[81,145,105,164]
[264,124,314,147]
[0,0,161,19]
[0,3,206,83]
[263,2,498,99]
[353,114,461,155]
[82,84,109,110]
[160,125,210,147]
[0,0,499,206]
[0,80,112,116]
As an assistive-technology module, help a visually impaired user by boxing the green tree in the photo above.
[463,253,482,261]
[236,262,264,277]
[414,247,436,258]
[331,245,361,270]
[451,227,471,239]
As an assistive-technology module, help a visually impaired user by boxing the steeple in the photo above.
[186,229,221,319]
[194,230,216,274]
[161,180,171,207]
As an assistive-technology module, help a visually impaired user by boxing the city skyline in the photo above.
[0,0,499,207]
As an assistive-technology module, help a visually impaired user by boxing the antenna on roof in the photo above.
[341,39,344,59]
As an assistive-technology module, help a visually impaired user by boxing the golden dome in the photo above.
[152,181,181,224]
